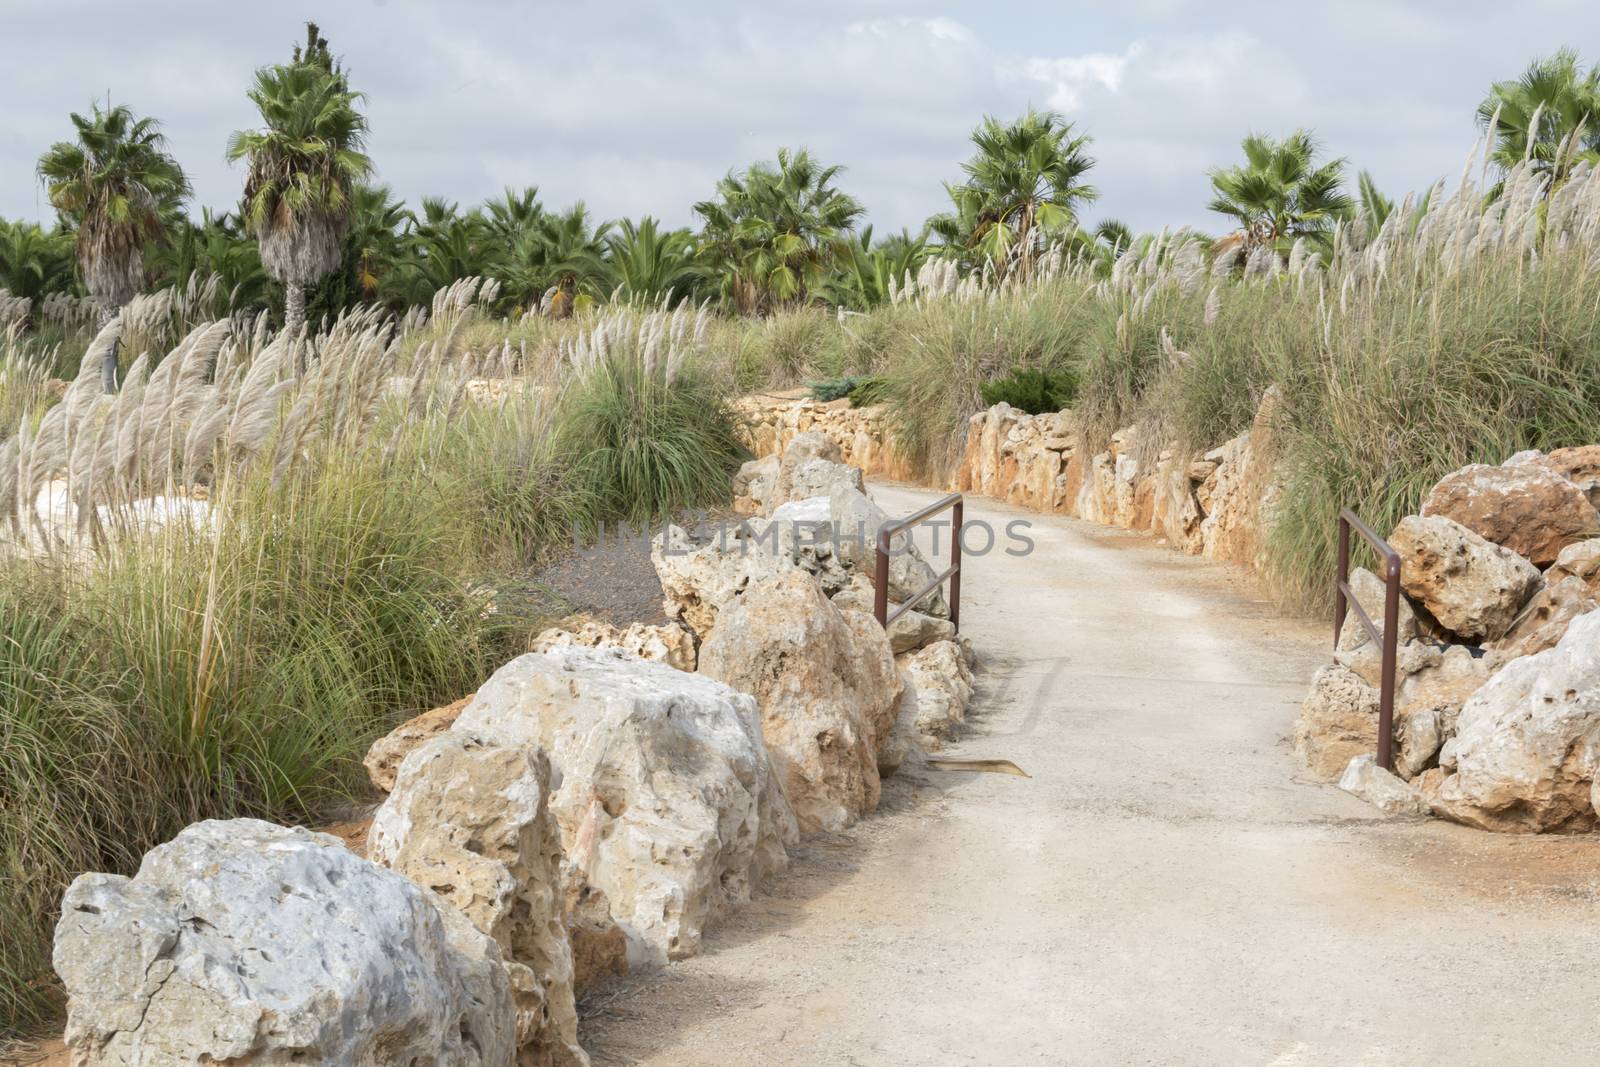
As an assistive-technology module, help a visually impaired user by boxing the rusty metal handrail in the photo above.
[874,493,963,633]
[1334,508,1402,771]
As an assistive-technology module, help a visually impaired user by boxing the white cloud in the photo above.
[1,1,1596,237]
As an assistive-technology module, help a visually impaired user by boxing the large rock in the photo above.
[531,617,697,673]
[1389,515,1541,642]
[897,639,976,746]
[831,574,955,653]
[651,523,797,640]
[697,571,902,833]
[453,648,796,963]
[1432,608,1600,832]
[1546,537,1600,595]
[1392,645,1495,777]
[1293,665,1380,779]
[764,431,855,514]
[1534,445,1600,508]
[54,819,515,1066]
[364,694,472,792]
[732,453,779,515]
[829,484,948,617]
[1338,755,1431,816]
[369,733,585,1066]
[1421,462,1599,567]
[1337,567,1420,652]
[1487,576,1598,662]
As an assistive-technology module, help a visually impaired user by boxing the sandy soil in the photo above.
[577,483,1600,1066]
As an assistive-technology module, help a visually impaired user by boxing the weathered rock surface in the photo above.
[1294,665,1380,779]
[563,877,628,993]
[54,819,516,1066]
[1338,754,1431,816]
[1534,445,1600,508]
[897,638,976,746]
[364,695,473,793]
[1487,576,1598,663]
[732,453,780,515]
[369,733,584,1066]
[1546,537,1600,595]
[651,523,797,640]
[831,575,955,653]
[532,617,697,673]
[1421,462,1599,567]
[1337,567,1420,652]
[1389,515,1542,641]
[698,571,902,833]
[1432,608,1600,832]
[829,484,948,617]
[453,648,796,963]
[1392,645,1495,778]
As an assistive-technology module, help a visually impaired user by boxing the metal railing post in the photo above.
[1334,507,1403,773]
[873,530,891,629]
[949,498,963,632]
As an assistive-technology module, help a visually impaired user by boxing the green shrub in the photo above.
[979,366,1078,414]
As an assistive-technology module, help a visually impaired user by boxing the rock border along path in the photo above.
[581,482,1600,1066]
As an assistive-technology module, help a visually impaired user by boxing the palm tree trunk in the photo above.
[284,280,307,339]
[98,304,119,394]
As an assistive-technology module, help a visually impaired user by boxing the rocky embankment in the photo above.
[737,393,1600,835]
[49,439,975,1064]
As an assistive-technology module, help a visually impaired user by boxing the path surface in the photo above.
[582,483,1600,1066]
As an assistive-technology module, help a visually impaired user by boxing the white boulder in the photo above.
[53,819,516,1066]
[453,648,796,963]
[368,733,585,1065]
[697,571,902,833]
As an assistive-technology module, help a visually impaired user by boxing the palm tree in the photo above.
[1207,130,1352,260]
[0,219,76,303]
[381,198,499,308]
[605,217,706,304]
[929,110,1097,278]
[831,226,931,309]
[695,148,864,314]
[503,204,613,315]
[36,102,190,387]
[152,208,270,313]
[227,23,373,337]
[345,184,410,300]
[485,186,545,244]
[1477,49,1600,187]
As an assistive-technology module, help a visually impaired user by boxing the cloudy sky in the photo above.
[2,1,1594,236]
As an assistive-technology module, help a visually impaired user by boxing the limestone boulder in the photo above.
[54,819,515,1067]
[897,638,976,746]
[771,457,864,513]
[1391,645,1495,777]
[831,574,955,653]
[453,648,796,963]
[364,694,472,793]
[1533,445,1600,508]
[651,523,797,640]
[741,496,853,594]
[1432,608,1600,832]
[531,617,697,673]
[1487,576,1598,662]
[1421,462,1599,567]
[732,453,779,515]
[1546,537,1600,596]
[698,571,902,833]
[1338,755,1431,816]
[829,483,948,617]
[877,676,924,776]
[368,733,584,1065]
[1293,665,1379,780]
[1389,515,1541,641]
[1336,567,1420,653]
[562,877,627,993]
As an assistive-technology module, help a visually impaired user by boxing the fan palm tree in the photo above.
[485,186,545,244]
[1207,130,1352,260]
[605,217,706,304]
[831,226,931,309]
[227,23,373,337]
[1477,49,1600,187]
[152,208,270,313]
[929,110,1097,278]
[36,102,190,387]
[504,203,613,315]
[695,148,864,314]
[0,219,76,303]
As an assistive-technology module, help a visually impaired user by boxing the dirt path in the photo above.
[581,483,1600,1066]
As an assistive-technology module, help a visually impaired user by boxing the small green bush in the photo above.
[979,366,1078,415]
[807,374,890,407]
